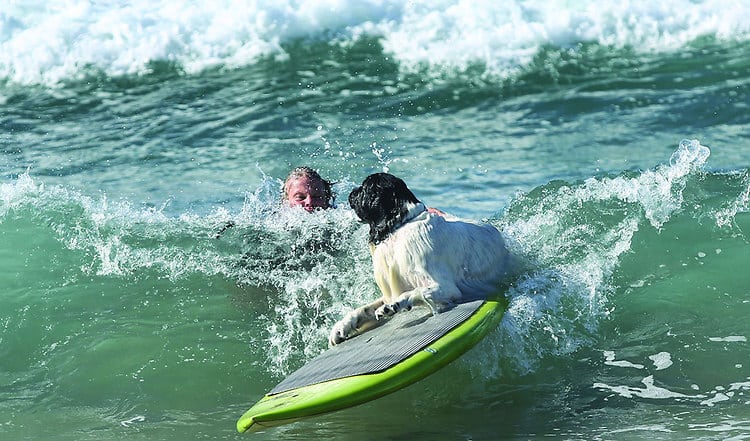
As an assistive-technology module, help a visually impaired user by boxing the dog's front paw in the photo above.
[328,320,350,346]
[328,312,360,346]
[374,299,411,320]
[373,303,394,321]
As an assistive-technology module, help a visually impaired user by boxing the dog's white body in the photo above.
[329,202,512,345]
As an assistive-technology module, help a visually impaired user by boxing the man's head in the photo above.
[283,167,333,212]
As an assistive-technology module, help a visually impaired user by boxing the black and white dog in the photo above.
[329,173,513,345]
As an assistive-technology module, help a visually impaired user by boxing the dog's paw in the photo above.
[328,320,350,346]
[328,312,359,346]
[374,299,411,320]
[373,304,393,321]
[328,322,348,346]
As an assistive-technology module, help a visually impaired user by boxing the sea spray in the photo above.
[0,172,379,377]
[463,141,714,379]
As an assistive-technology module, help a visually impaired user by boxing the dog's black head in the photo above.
[348,173,422,245]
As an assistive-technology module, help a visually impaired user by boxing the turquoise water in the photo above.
[2,1,750,440]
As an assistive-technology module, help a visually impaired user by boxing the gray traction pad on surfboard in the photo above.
[269,299,485,395]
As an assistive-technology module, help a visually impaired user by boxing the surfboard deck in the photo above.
[236,294,507,433]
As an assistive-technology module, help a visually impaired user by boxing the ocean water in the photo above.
[2,1,750,440]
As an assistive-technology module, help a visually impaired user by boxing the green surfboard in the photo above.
[237,294,507,433]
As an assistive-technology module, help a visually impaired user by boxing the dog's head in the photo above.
[348,173,422,245]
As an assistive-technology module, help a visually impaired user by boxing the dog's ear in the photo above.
[348,185,367,220]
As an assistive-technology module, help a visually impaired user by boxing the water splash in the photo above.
[473,140,713,377]
[1,172,374,375]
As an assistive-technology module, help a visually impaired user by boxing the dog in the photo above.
[328,172,513,346]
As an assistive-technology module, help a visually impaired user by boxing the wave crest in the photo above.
[3,0,750,85]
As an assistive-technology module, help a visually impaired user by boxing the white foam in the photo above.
[2,0,750,85]
[571,139,709,229]
[595,375,692,400]
[491,140,715,377]
[649,352,674,371]
[1,171,40,215]
[709,336,747,342]
[603,350,645,369]
[380,0,750,77]
[700,392,731,407]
